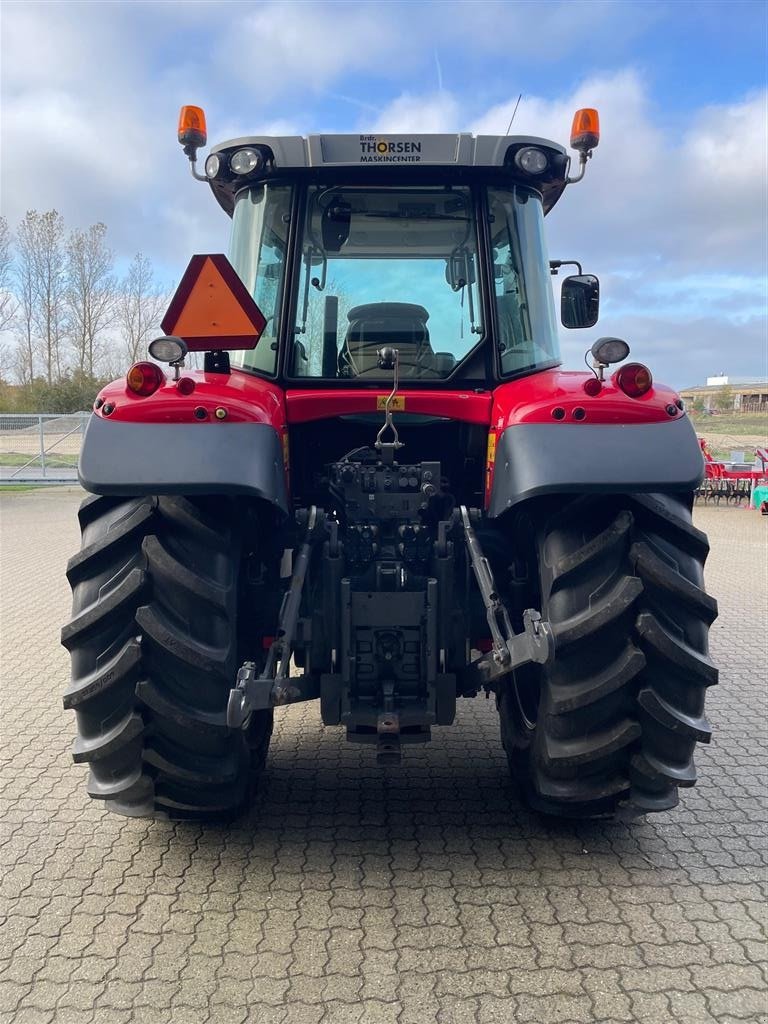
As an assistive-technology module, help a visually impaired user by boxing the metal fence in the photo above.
[0,413,89,483]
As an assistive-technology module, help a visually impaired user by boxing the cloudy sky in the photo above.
[1,0,766,387]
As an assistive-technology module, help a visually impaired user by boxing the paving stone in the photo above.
[0,492,765,1024]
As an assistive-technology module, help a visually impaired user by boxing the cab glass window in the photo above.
[228,184,292,375]
[290,186,483,380]
[488,187,560,376]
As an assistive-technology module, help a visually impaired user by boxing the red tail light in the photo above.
[126,362,164,397]
[615,362,653,398]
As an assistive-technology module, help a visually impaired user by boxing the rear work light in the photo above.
[205,153,221,178]
[230,147,265,176]
[126,362,164,397]
[615,362,653,398]
[515,146,549,175]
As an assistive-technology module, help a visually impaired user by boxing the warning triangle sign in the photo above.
[161,254,267,352]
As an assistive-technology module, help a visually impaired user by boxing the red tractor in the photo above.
[62,106,717,821]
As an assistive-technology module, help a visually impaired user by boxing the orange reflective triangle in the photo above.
[161,254,267,351]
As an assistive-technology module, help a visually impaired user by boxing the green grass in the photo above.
[706,448,757,463]
[0,483,56,492]
[689,412,768,438]
[0,452,78,467]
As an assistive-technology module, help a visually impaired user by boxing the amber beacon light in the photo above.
[570,108,600,154]
[178,105,207,151]
[178,105,210,181]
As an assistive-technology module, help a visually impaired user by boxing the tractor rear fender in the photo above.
[486,371,703,516]
[487,417,704,516]
[78,415,289,514]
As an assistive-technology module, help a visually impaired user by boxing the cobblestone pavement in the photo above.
[1,489,766,1024]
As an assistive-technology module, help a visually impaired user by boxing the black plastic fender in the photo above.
[78,415,289,513]
[488,417,704,516]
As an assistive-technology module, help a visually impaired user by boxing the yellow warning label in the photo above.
[486,432,497,463]
[376,395,406,411]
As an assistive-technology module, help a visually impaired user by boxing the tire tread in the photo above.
[63,493,272,819]
[499,491,716,819]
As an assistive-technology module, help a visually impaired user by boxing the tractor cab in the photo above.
[179,113,602,387]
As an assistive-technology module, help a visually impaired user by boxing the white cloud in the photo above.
[469,72,767,383]
[672,91,768,268]
[684,91,767,188]
[370,92,462,134]
[470,73,767,290]
[0,4,763,387]
[433,0,660,62]
[214,0,657,102]
[1,4,119,91]
[215,2,407,99]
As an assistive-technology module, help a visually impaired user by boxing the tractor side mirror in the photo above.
[561,274,599,329]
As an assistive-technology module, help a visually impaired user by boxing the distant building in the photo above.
[679,377,768,413]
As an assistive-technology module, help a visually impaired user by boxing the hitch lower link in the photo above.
[226,507,325,729]
[460,506,554,688]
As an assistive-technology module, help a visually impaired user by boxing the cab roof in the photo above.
[207,133,570,217]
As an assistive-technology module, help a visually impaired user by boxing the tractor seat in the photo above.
[339,302,438,378]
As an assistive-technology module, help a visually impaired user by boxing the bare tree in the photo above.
[16,210,67,383]
[118,253,167,365]
[66,223,116,376]
[14,213,37,384]
[36,210,67,382]
[0,217,16,333]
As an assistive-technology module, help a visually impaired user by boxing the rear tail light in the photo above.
[126,362,164,397]
[615,362,653,398]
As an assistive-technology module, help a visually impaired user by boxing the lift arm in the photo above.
[227,507,325,727]
[460,505,554,687]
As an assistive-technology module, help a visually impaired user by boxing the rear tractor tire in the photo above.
[498,492,718,819]
[62,494,273,819]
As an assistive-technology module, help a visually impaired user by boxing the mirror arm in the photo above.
[550,259,583,276]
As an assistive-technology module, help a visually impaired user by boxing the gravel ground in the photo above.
[0,489,766,1024]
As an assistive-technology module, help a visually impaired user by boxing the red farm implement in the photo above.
[696,438,768,506]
